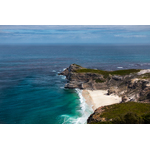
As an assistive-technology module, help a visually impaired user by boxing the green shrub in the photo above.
[89,102,150,124]
[75,68,140,78]
[142,113,150,124]
[140,73,150,79]
[95,79,105,83]
[124,112,143,124]
[112,115,126,124]
[109,112,143,124]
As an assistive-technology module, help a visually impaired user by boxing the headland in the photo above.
[59,64,150,124]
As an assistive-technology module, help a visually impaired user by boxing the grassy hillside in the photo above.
[88,102,150,124]
[75,68,141,78]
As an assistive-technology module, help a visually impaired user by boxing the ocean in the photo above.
[0,44,150,124]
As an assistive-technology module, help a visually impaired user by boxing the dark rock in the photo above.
[139,87,150,101]
[87,106,106,124]
[64,81,83,89]
[128,79,139,89]
[107,87,118,95]
[121,95,128,103]
[68,64,83,72]
[141,80,150,90]
[58,68,69,76]
[112,75,123,81]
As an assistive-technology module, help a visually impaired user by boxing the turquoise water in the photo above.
[0,44,150,124]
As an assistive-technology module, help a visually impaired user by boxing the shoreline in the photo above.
[82,90,122,111]
[82,90,97,111]
[59,64,150,123]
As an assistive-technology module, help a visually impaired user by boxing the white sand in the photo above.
[82,90,121,111]
[137,69,150,75]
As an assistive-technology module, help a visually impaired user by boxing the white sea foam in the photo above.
[56,72,66,79]
[61,115,74,124]
[59,75,66,80]
[52,70,56,72]
[74,89,94,124]
[60,86,64,89]
[117,67,123,69]
[60,89,93,124]
[61,114,79,124]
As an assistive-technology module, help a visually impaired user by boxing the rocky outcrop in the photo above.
[112,75,123,81]
[59,64,84,77]
[137,69,150,75]
[121,95,129,103]
[59,64,108,90]
[107,87,118,95]
[59,64,150,103]
[87,106,106,123]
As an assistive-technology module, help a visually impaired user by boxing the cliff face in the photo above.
[59,64,150,103]
[59,64,106,89]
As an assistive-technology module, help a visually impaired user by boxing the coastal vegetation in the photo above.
[139,73,150,79]
[75,68,141,78]
[72,64,82,67]
[88,102,150,124]
[95,79,105,83]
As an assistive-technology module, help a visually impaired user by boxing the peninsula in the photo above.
[59,64,150,124]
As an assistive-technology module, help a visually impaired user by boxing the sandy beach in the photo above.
[82,90,121,111]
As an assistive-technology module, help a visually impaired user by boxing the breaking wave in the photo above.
[60,89,94,124]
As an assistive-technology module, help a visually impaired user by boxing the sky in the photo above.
[0,25,150,44]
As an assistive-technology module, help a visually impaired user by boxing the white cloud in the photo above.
[114,34,147,38]
[1,25,150,31]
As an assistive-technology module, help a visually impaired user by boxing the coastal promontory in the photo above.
[59,64,150,123]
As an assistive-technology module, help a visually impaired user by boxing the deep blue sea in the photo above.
[0,44,150,124]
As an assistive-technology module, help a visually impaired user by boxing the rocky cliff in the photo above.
[59,64,150,103]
